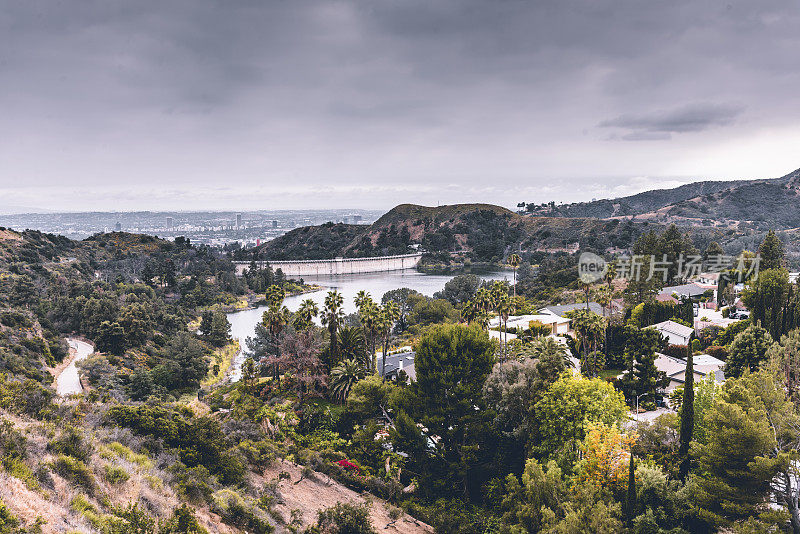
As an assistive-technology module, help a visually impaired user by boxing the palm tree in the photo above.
[525,336,572,368]
[490,282,512,359]
[594,286,613,318]
[378,301,400,377]
[565,309,606,376]
[265,284,286,307]
[356,295,380,372]
[293,299,319,331]
[508,253,521,299]
[354,290,372,310]
[321,290,344,365]
[593,285,614,364]
[330,358,365,402]
[337,325,368,367]
[262,300,290,379]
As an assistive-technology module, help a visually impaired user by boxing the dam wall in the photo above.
[234,253,423,277]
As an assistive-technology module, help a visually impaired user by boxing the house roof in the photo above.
[654,352,725,384]
[380,351,416,381]
[655,353,688,377]
[650,320,694,340]
[540,302,604,316]
[659,283,707,298]
[693,354,725,368]
[490,314,570,329]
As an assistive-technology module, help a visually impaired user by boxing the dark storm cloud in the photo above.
[599,103,746,140]
[0,0,799,211]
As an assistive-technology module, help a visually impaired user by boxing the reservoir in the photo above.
[227,270,511,380]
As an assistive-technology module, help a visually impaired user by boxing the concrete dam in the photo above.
[234,253,423,277]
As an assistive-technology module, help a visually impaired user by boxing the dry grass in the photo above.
[259,459,432,533]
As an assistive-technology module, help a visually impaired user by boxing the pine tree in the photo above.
[679,347,694,480]
[759,230,785,270]
[626,453,637,524]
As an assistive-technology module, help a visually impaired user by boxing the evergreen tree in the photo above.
[140,262,155,286]
[758,229,785,270]
[96,320,126,355]
[208,312,231,347]
[726,324,774,378]
[618,326,668,406]
[678,348,694,480]
[394,324,494,499]
[199,310,214,339]
[626,453,636,524]
[741,267,790,340]
[703,240,725,261]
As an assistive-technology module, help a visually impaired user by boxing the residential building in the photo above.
[379,352,416,382]
[492,313,572,335]
[649,320,694,346]
[655,352,725,393]
[658,283,707,300]
[540,302,605,317]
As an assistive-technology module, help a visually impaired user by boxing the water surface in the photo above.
[227,270,510,380]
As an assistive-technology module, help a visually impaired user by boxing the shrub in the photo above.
[161,504,208,534]
[105,403,245,485]
[48,427,92,462]
[311,502,376,534]
[0,374,55,418]
[170,463,215,505]
[103,464,130,485]
[661,345,689,359]
[211,489,274,534]
[52,454,96,495]
[4,457,39,491]
[0,500,23,532]
[100,442,152,468]
[705,345,729,361]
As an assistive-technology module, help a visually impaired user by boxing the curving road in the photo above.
[56,339,94,396]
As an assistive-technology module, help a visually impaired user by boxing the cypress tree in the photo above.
[679,347,694,480]
[626,452,637,524]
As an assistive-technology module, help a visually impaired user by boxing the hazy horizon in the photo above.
[2,1,799,212]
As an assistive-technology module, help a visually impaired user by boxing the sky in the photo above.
[1,0,799,212]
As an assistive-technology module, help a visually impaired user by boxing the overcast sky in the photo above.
[1,0,799,212]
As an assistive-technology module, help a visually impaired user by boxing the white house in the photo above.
[489,314,571,335]
[649,320,694,346]
[655,352,725,393]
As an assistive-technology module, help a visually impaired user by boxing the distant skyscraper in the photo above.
[114,222,121,232]
[166,216,173,230]
[272,220,278,228]
[236,213,242,228]
[353,215,362,223]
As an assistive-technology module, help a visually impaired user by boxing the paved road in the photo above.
[56,339,94,396]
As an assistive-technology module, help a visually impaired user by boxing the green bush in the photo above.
[170,464,215,505]
[52,454,96,495]
[103,464,130,485]
[105,403,245,485]
[48,427,92,462]
[211,489,273,534]
[310,502,376,534]
[0,500,22,533]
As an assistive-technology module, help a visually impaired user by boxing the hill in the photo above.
[525,167,800,231]
[254,203,706,264]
